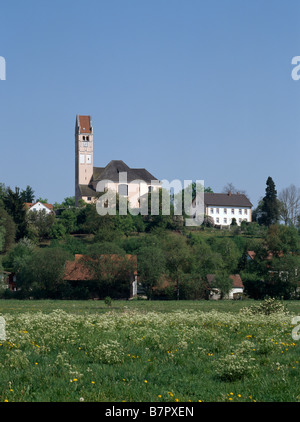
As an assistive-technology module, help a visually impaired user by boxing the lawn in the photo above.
[0,299,299,402]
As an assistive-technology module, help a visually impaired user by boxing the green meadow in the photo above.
[0,299,299,402]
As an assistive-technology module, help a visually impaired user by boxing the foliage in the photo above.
[260,177,280,226]
[3,187,27,240]
[137,246,166,299]
[239,297,289,316]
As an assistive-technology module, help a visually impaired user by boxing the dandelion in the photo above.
[144,380,148,384]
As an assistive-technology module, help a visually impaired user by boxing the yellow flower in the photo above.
[158,395,162,398]
[144,380,147,383]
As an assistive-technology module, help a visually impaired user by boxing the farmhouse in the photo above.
[63,253,138,299]
[194,192,252,226]
[75,115,160,207]
[206,274,244,300]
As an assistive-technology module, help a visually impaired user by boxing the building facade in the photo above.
[198,192,252,226]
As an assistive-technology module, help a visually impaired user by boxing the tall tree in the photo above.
[138,246,166,299]
[3,187,27,240]
[260,177,279,226]
[21,185,35,203]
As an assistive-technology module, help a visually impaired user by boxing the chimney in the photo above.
[237,192,240,195]
[228,191,231,196]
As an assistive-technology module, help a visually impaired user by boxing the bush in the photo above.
[215,354,257,382]
[240,297,289,316]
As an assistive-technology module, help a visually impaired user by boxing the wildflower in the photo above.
[144,380,147,384]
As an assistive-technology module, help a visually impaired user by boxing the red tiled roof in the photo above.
[25,202,54,210]
[64,254,137,281]
[78,115,92,134]
[206,273,244,288]
[229,274,244,288]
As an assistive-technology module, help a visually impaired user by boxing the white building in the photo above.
[200,192,252,226]
[206,274,244,300]
[25,202,54,214]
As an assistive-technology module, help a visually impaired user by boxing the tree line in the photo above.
[0,177,300,300]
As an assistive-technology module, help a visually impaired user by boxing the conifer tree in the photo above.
[260,177,279,226]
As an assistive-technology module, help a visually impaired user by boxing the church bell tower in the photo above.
[75,115,94,205]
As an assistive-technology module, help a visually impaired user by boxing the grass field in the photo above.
[0,299,299,402]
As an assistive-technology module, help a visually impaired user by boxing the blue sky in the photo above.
[1,0,300,207]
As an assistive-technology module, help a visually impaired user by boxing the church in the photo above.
[75,115,160,208]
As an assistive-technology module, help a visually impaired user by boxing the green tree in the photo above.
[163,233,193,300]
[137,246,166,299]
[213,272,233,299]
[27,209,55,241]
[3,187,27,240]
[0,206,16,252]
[21,185,35,203]
[17,247,72,297]
[260,177,279,226]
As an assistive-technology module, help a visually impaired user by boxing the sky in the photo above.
[1,0,300,207]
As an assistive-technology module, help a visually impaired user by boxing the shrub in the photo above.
[215,354,257,382]
[240,297,289,316]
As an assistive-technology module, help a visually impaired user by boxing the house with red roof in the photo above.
[206,273,244,300]
[25,201,54,214]
[63,254,138,299]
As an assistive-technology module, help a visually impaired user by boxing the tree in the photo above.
[163,233,193,300]
[17,247,72,297]
[222,183,246,196]
[260,177,279,226]
[84,253,136,299]
[0,206,16,252]
[21,185,35,203]
[27,209,55,241]
[213,272,233,299]
[278,184,300,226]
[137,246,166,299]
[3,187,27,240]
[264,254,300,299]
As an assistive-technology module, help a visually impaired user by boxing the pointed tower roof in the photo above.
[76,115,92,134]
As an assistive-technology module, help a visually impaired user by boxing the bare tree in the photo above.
[278,184,300,226]
[222,183,247,196]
